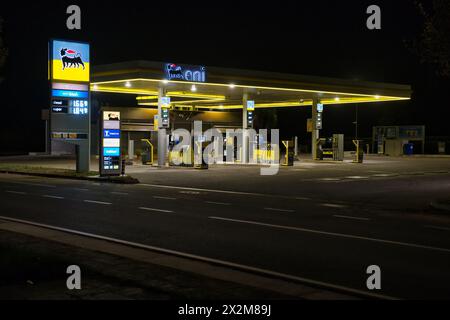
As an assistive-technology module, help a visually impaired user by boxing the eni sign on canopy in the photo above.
[50,40,90,82]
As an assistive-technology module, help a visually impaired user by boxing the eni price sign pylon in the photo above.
[48,39,91,173]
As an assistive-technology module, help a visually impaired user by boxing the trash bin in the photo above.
[404,143,414,156]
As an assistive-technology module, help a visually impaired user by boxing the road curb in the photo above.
[0,170,139,184]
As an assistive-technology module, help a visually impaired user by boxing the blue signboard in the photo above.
[52,89,89,99]
[103,129,121,138]
[103,147,120,157]
[164,63,206,82]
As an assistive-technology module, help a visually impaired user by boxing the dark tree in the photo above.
[414,0,450,77]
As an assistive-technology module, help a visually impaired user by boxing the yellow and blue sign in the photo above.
[50,40,90,82]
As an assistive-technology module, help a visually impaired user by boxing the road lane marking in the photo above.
[111,192,129,196]
[139,207,174,213]
[5,190,26,195]
[205,201,231,206]
[344,176,370,179]
[321,203,348,209]
[83,200,112,205]
[425,225,450,232]
[0,215,399,300]
[209,216,450,254]
[179,191,201,195]
[73,188,90,192]
[43,195,65,200]
[296,197,311,201]
[140,184,263,196]
[333,215,370,221]
[153,196,177,200]
[264,208,295,213]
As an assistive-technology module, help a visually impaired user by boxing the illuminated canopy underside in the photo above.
[91,61,411,111]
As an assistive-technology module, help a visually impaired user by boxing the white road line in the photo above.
[264,207,295,213]
[333,215,370,221]
[321,203,348,209]
[139,207,174,213]
[73,188,90,192]
[111,192,129,196]
[209,216,450,254]
[0,215,398,300]
[345,176,370,179]
[153,196,177,200]
[425,225,450,232]
[205,201,231,206]
[43,195,65,200]
[5,190,26,195]
[296,197,311,201]
[140,183,264,196]
[83,200,112,205]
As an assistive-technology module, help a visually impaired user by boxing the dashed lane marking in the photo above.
[333,215,370,221]
[139,207,174,213]
[43,195,65,200]
[5,190,27,195]
[154,196,177,200]
[205,201,231,206]
[83,200,112,205]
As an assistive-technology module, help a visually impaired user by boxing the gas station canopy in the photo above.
[91,61,411,110]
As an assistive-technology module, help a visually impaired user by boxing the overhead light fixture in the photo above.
[375,95,380,99]
[229,84,236,89]
[334,97,340,101]
[125,81,132,88]
[92,84,99,90]
[162,79,169,84]
[191,85,197,92]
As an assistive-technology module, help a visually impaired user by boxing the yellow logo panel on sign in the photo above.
[52,60,90,82]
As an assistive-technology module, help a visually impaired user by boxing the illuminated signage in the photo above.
[52,83,89,91]
[50,40,90,82]
[52,99,69,107]
[317,103,324,112]
[52,89,89,99]
[247,100,255,111]
[103,121,120,129]
[103,147,120,157]
[51,107,68,113]
[103,129,120,138]
[103,139,120,148]
[100,111,121,176]
[247,111,254,128]
[160,97,170,129]
[164,63,206,83]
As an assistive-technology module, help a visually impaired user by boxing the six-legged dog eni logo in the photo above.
[60,48,85,70]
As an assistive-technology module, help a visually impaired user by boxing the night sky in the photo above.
[0,1,448,154]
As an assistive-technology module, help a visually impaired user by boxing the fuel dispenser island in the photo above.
[353,140,364,163]
[140,139,154,165]
[194,135,209,170]
[315,134,344,161]
[281,140,295,166]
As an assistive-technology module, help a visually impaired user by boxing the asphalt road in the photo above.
[1,158,450,299]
